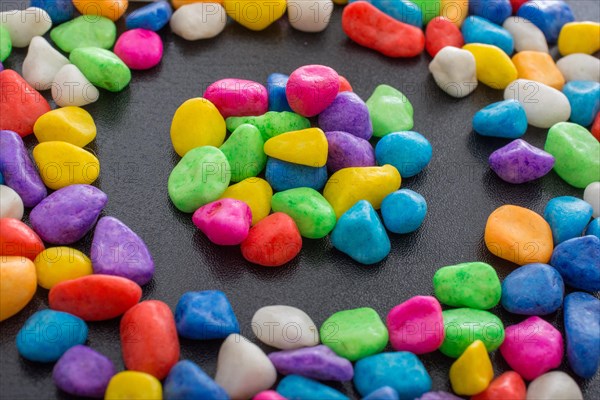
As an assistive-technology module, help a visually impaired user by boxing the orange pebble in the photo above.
[0,218,45,260]
[472,371,527,400]
[172,0,223,8]
[512,51,565,90]
[484,205,553,266]
[73,0,129,21]
[339,75,353,92]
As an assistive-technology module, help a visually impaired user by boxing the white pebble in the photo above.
[288,0,333,33]
[504,79,571,128]
[0,185,24,220]
[428,46,478,98]
[51,64,99,108]
[214,334,277,399]
[502,17,549,53]
[584,182,600,218]
[526,371,583,400]
[0,7,52,48]
[251,305,319,350]
[556,53,600,82]
[170,3,226,41]
[23,36,70,91]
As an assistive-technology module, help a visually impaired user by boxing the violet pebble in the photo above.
[113,28,163,70]
[325,131,375,174]
[417,392,462,400]
[363,386,400,400]
[268,345,354,382]
[488,139,555,184]
[192,198,252,245]
[318,92,373,140]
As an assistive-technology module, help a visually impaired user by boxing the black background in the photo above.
[1,1,599,399]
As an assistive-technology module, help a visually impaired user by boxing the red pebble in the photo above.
[241,212,302,267]
[342,2,425,58]
[592,112,600,141]
[0,70,51,137]
[471,371,527,400]
[0,218,45,260]
[510,0,529,13]
[49,275,142,321]
[339,75,353,92]
[120,300,180,380]
[425,17,464,57]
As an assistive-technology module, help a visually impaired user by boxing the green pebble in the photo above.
[69,47,131,92]
[412,0,441,24]
[320,307,388,362]
[440,308,505,358]
[366,84,414,137]
[50,16,116,53]
[0,26,12,62]
[544,122,600,189]
[433,262,501,310]
[226,111,311,142]
[220,124,266,183]
[168,146,231,213]
[271,187,337,239]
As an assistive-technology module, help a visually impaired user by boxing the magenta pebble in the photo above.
[204,78,268,118]
[285,65,340,117]
[192,198,252,245]
[113,28,163,70]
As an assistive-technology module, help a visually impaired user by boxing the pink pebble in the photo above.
[386,295,444,354]
[253,390,288,400]
[113,29,163,70]
[499,316,563,381]
[192,198,252,245]
[203,78,268,118]
[286,65,340,117]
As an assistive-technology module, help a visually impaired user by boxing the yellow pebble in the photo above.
[224,0,287,31]
[463,43,518,89]
[170,98,226,157]
[441,0,468,27]
[449,340,494,396]
[220,177,273,225]
[0,256,37,321]
[264,128,328,167]
[333,0,348,4]
[33,107,96,147]
[558,21,600,56]
[33,141,100,190]
[34,247,93,289]
[323,165,401,218]
[105,371,162,400]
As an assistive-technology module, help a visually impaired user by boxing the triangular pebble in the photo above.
[264,128,328,167]
[22,36,70,91]
[52,64,100,108]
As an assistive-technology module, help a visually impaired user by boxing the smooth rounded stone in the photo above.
[70,48,131,92]
[468,0,510,24]
[0,7,51,48]
[269,345,353,381]
[434,262,501,310]
[545,122,600,188]
[0,26,10,62]
[50,15,116,53]
[562,81,600,126]
[502,16,549,53]
[501,263,564,315]
[271,188,336,239]
[556,53,600,82]
[417,391,461,400]
[264,128,328,167]
[30,184,107,244]
[105,371,162,400]
[551,235,600,292]
[288,0,333,32]
[504,79,570,128]
[462,16,514,55]
[381,189,427,234]
[164,360,229,400]
[126,0,173,31]
[0,218,45,260]
[34,247,91,289]
[16,309,88,362]
[171,98,226,156]
[33,141,100,190]
[558,21,600,56]
[227,111,310,142]
[219,178,272,225]
[34,107,96,148]
[587,218,600,239]
[52,345,116,398]
[325,131,375,174]
[277,375,348,400]
[440,0,468,27]
[544,196,593,244]
[366,84,414,136]
[192,199,252,245]
[471,371,527,400]
[215,334,277,399]
[224,0,286,31]
[517,0,574,43]
[429,46,477,98]
[0,257,37,321]
[252,305,319,350]
[318,92,372,140]
[286,65,339,117]
[366,0,423,28]
[500,316,563,380]
[0,185,23,219]
[463,43,517,89]
[31,0,75,25]
[473,100,527,139]
[387,296,444,354]
[564,292,600,378]
[265,158,328,192]
[512,51,565,90]
[267,73,292,112]
[220,124,266,182]
[255,390,287,400]
[449,340,493,396]
[114,29,163,70]
[489,139,555,184]
[364,386,400,400]
[52,64,100,107]
[170,3,226,40]
[410,0,440,25]
[439,308,505,358]
[205,78,268,118]
[73,0,128,21]
[22,36,69,91]
[526,371,582,400]
[584,182,600,217]
[424,16,464,57]
[321,307,388,361]
[175,290,239,340]
[375,131,432,178]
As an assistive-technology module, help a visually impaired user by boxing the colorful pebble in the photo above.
[462,16,514,55]
[434,262,501,309]
[251,305,319,349]
[164,360,229,400]
[175,290,239,340]
[425,16,464,58]
[0,256,37,321]
[558,21,600,55]
[269,345,353,381]
[364,386,400,400]
[170,98,226,156]
[70,48,131,92]
[192,199,252,245]
[50,16,117,53]
[34,247,92,289]
[114,29,163,70]
[219,178,272,225]
[417,392,461,400]
[325,130,375,173]
[562,80,600,126]
[449,340,494,396]
[22,36,70,91]
[469,0,511,25]
[471,371,526,400]
[564,292,600,378]
[241,212,302,266]
[439,308,505,358]
[429,46,478,98]
[204,78,268,118]
[366,0,423,28]
[220,124,266,182]
[30,0,75,24]
[380,189,427,234]
[277,375,348,400]
[501,263,564,315]
[463,43,517,89]
[502,16,549,53]
[265,158,328,192]
[72,0,128,21]
[0,218,45,260]
[488,139,555,184]
[544,196,593,244]
[550,235,600,292]
[266,73,292,112]
[126,0,173,31]
[226,111,310,142]
[264,128,328,167]
[366,84,414,136]
[0,26,10,62]
[104,371,162,400]
[586,217,600,239]
[318,92,372,140]
[512,51,565,90]
[224,0,286,31]
[33,107,97,147]
[526,371,582,400]
[473,100,527,139]
[375,131,432,178]
[52,64,100,107]
[517,0,574,43]
[504,79,571,128]
[33,141,100,190]
[286,65,339,117]
[271,188,336,239]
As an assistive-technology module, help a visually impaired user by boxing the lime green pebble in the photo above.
[220,124,266,183]
[0,26,12,62]
[321,307,388,361]
[440,308,505,358]
[226,111,311,141]
[168,146,231,213]
[433,262,501,310]
[50,16,116,53]
[271,187,337,239]
[69,47,131,92]
[544,122,600,189]
[366,84,414,137]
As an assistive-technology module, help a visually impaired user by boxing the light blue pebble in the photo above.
[0,171,4,185]
[517,0,575,43]
[501,263,564,315]
[544,196,593,245]
[164,360,229,400]
[174,290,239,340]
[354,352,431,399]
[562,81,600,127]
[363,386,400,400]
[550,235,600,292]
[277,375,349,400]
[126,0,173,31]
[564,292,600,379]
[473,100,527,138]
[330,200,391,265]
[469,0,512,25]
[31,0,74,25]
[380,189,427,234]
[16,310,88,362]
[265,158,328,192]
[267,73,293,112]
[586,218,600,239]
[350,0,422,28]
[375,131,432,178]
[462,16,514,55]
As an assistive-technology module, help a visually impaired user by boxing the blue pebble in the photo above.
[551,235,600,292]
[562,81,600,127]
[381,189,427,234]
[586,218,600,239]
[473,100,527,138]
[16,310,88,362]
[277,375,349,400]
[175,290,239,340]
[0,171,4,184]
[351,0,422,28]
[363,386,400,400]
[267,73,293,112]
[375,131,432,178]
[544,196,593,245]
[564,292,600,379]
[462,16,514,55]
[468,0,512,25]
[501,263,564,315]
[265,157,328,192]
[354,352,431,399]
[164,360,229,400]
[517,0,575,43]
[126,0,173,31]
[30,0,74,25]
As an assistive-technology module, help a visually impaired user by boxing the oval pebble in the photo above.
[286,65,339,117]
[367,84,414,136]
[434,262,501,310]
[0,256,37,321]
[469,0,511,25]
[226,111,310,142]
[517,0,574,43]
[375,131,432,178]
[526,371,582,400]
[0,7,51,48]
[368,0,423,28]
[73,0,128,21]
[473,100,527,139]
[70,47,131,92]
[0,218,45,260]
[51,64,100,108]
[175,290,240,340]
[22,36,70,91]
[489,139,555,184]
[50,15,117,53]
[126,0,173,31]
[471,371,526,400]
[33,141,100,190]
[171,98,226,157]
[562,80,600,126]
[269,345,353,381]
[104,371,163,400]
[429,46,478,98]
[501,263,564,315]
[114,29,163,70]
[0,185,24,219]
[318,92,372,140]
[584,181,600,218]
[462,15,514,55]
[556,53,600,82]
[512,51,564,90]
[265,158,328,192]
[449,340,493,396]
[502,16,549,53]
[544,196,593,244]
[387,296,444,354]
[380,189,427,234]
[288,0,333,32]
[170,2,227,40]
[504,79,571,128]
[33,107,97,147]
[204,78,268,119]
[440,308,505,358]
[463,43,517,89]
[550,235,600,292]
[219,178,272,225]
[564,292,600,378]
[558,21,600,56]
[31,0,75,25]
[220,124,266,182]
[164,360,229,400]
[252,305,319,350]
[425,16,464,58]
[34,247,92,289]
[193,199,252,245]
[325,130,375,174]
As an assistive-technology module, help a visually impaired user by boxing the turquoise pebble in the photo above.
[551,235,600,292]
[586,217,600,239]
[126,0,172,31]
[375,131,432,178]
[462,15,514,54]
[501,263,564,315]
[472,100,527,139]
[267,73,292,112]
[174,291,239,340]
[164,360,229,400]
[380,189,427,234]
[562,81,600,127]
[0,171,3,184]
[564,292,600,378]
[544,196,593,244]
[277,375,348,400]
[363,386,400,400]
[265,157,328,192]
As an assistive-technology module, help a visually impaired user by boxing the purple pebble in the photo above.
[52,345,116,398]
[30,184,107,244]
[488,139,555,184]
[90,216,155,286]
[318,92,373,140]
[268,345,354,382]
[0,61,3,71]
[417,392,462,400]
[325,131,375,173]
[0,130,47,207]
